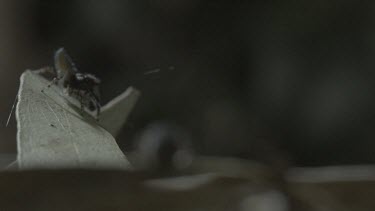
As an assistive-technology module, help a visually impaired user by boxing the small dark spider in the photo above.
[46,48,101,119]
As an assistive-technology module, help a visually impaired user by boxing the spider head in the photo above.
[71,73,101,93]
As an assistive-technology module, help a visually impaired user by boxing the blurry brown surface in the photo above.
[0,169,263,211]
[0,166,375,211]
[291,181,375,211]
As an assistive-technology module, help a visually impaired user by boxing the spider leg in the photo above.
[41,76,61,93]
[87,91,101,120]
[48,77,58,88]
[95,99,101,121]
[67,87,85,114]
[80,94,84,112]
[78,90,86,113]
[66,85,73,95]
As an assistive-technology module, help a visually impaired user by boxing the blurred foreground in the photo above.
[2,159,375,211]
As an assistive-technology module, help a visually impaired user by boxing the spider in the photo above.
[43,48,101,120]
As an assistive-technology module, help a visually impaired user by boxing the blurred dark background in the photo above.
[1,0,375,166]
